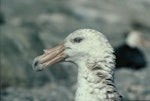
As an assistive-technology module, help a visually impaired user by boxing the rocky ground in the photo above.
[1,0,150,101]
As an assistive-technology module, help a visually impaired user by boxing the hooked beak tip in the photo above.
[32,59,43,72]
[32,44,67,71]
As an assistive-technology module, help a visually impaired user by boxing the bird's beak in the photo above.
[32,44,67,71]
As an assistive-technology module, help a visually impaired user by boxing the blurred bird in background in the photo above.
[114,30,148,70]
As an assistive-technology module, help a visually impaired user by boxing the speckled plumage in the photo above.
[64,29,122,101]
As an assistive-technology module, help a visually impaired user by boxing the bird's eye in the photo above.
[73,37,83,43]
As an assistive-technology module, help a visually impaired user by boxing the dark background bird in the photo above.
[115,31,147,70]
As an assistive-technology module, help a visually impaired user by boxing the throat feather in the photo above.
[75,55,122,101]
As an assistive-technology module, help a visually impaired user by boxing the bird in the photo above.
[32,29,122,101]
[114,30,147,70]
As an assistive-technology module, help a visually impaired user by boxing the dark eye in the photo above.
[73,37,83,43]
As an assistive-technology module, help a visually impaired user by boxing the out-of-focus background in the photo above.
[1,0,150,101]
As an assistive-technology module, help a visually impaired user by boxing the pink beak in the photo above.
[32,44,67,71]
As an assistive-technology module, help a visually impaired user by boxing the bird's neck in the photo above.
[75,58,122,101]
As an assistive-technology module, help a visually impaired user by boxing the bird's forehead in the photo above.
[66,29,101,40]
